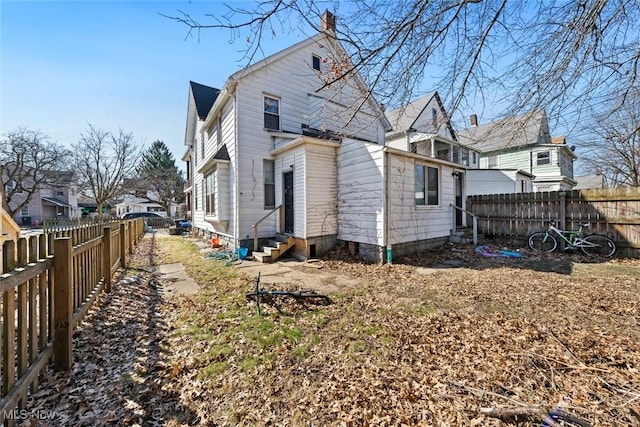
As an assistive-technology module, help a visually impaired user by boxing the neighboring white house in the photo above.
[114,194,171,218]
[458,110,577,193]
[385,92,481,232]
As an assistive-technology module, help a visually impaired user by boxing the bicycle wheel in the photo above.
[580,234,616,257]
[527,232,558,253]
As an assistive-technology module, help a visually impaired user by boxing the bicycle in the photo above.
[246,272,332,315]
[527,221,616,257]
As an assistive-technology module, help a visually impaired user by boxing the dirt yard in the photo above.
[22,235,640,426]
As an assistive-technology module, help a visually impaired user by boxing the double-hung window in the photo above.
[536,151,550,166]
[488,154,498,168]
[264,96,280,131]
[194,183,199,210]
[205,167,216,215]
[264,160,275,209]
[415,164,440,206]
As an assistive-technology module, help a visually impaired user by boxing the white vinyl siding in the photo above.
[387,153,455,245]
[305,144,337,237]
[337,139,384,245]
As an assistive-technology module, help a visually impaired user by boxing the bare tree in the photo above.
[164,0,640,130]
[72,125,142,220]
[580,93,640,187]
[0,128,72,217]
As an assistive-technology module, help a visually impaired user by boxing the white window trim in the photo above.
[263,95,281,131]
[536,150,551,166]
[415,163,441,207]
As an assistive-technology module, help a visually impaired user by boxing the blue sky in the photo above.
[1,1,310,164]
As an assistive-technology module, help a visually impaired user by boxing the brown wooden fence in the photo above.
[0,219,144,425]
[467,187,640,258]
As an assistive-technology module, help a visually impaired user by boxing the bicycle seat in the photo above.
[577,223,590,228]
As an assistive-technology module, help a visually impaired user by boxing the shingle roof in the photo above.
[386,92,436,132]
[189,81,220,120]
[213,144,230,161]
[457,110,549,153]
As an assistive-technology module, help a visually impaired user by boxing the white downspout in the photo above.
[383,149,390,264]
[233,86,240,252]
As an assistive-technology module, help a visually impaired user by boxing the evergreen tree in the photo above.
[136,140,185,216]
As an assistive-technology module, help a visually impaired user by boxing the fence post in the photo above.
[53,237,73,371]
[559,191,567,250]
[2,240,16,396]
[102,227,112,293]
[120,222,126,268]
[16,238,28,406]
[128,220,133,255]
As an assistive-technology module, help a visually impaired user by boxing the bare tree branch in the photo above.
[0,128,72,217]
[72,124,142,220]
[164,0,640,133]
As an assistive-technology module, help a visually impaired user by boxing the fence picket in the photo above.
[468,187,640,257]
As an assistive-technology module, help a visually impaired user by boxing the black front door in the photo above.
[283,171,294,234]
[455,172,463,228]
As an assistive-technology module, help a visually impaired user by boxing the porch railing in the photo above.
[450,204,478,245]
[251,205,283,252]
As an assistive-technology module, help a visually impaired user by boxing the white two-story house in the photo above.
[185,11,498,262]
[185,12,394,261]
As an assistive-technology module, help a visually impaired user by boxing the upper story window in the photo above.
[193,140,198,166]
[312,55,321,71]
[461,148,469,166]
[488,154,498,168]
[432,108,437,127]
[56,190,64,196]
[20,207,29,216]
[536,151,550,166]
[264,96,280,131]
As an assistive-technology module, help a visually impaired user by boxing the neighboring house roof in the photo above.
[190,81,220,120]
[385,92,456,140]
[42,196,72,207]
[574,174,606,190]
[386,92,435,131]
[457,110,550,152]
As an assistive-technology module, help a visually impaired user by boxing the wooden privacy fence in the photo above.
[0,219,145,425]
[467,187,640,257]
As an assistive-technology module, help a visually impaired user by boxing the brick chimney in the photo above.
[470,114,478,127]
[321,10,336,32]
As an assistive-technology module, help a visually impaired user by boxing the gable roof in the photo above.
[204,30,390,132]
[385,91,456,140]
[386,92,436,132]
[457,110,550,153]
[189,81,220,120]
